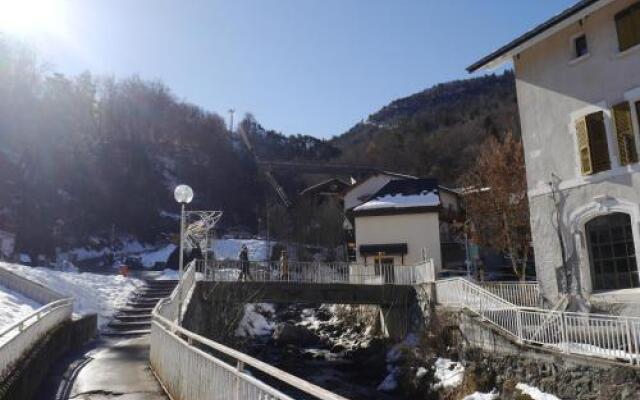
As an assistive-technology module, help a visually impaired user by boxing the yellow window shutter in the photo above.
[617,11,636,51]
[586,111,611,173]
[613,102,638,165]
[576,117,592,175]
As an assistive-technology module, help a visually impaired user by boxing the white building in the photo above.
[350,178,461,274]
[469,0,640,310]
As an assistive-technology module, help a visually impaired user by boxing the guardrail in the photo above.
[435,278,640,365]
[197,260,435,286]
[480,281,542,308]
[0,265,73,377]
[151,262,350,400]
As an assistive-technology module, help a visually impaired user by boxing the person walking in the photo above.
[280,249,289,281]
[238,244,251,281]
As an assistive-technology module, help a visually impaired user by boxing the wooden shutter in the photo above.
[613,102,638,165]
[576,117,593,175]
[586,111,611,173]
[616,3,640,51]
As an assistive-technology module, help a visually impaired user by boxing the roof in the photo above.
[299,178,351,197]
[353,178,441,215]
[467,0,606,72]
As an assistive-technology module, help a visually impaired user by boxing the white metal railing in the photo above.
[480,281,542,308]
[435,278,640,365]
[197,259,435,286]
[151,263,350,400]
[0,265,73,377]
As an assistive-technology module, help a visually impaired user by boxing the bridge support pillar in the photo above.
[379,306,408,341]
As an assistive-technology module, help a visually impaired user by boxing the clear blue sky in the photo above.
[13,0,577,138]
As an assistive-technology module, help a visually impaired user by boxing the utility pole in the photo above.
[228,109,235,133]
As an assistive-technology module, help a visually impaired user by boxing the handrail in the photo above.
[435,277,640,365]
[150,262,350,400]
[0,264,74,377]
[199,259,435,286]
[153,313,348,400]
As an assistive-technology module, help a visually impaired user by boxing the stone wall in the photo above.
[446,310,640,399]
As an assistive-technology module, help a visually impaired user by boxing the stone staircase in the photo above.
[103,280,178,337]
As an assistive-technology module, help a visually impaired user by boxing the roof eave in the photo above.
[466,0,611,73]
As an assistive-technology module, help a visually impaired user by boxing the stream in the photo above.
[233,303,411,400]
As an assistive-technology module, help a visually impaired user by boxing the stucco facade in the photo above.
[510,0,640,306]
[354,212,442,269]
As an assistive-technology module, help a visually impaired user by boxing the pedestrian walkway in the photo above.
[69,336,167,400]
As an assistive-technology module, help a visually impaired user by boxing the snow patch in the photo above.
[157,268,179,280]
[140,244,176,268]
[0,284,41,330]
[236,303,276,337]
[213,239,271,261]
[463,390,499,400]
[433,358,464,389]
[354,191,440,211]
[515,383,561,400]
[1,262,143,329]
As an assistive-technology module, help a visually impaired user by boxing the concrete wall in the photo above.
[514,0,640,302]
[0,314,97,400]
[355,212,441,268]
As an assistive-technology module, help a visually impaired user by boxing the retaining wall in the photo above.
[0,314,97,400]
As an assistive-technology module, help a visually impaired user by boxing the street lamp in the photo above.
[174,184,193,324]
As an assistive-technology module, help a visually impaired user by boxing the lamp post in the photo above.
[174,184,193,325]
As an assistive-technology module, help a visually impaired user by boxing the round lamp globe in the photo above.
[174,184,194,204]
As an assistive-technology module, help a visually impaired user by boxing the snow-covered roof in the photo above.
[353,178,441,213]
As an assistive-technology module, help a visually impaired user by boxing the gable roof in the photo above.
[299,178,351,197]
[353,178,441,215]
[467,0,608,72]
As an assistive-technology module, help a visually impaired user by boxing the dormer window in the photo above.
[574,34,588,58]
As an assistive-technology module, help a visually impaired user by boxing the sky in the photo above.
[3,0,577,138]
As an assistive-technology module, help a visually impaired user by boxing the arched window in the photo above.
[586,213,639,290]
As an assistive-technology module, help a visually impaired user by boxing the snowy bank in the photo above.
[515,383,561,400]
[0,284,41,330]
[236,303,276,337]
[1,262,143,329]
[214,239,271,261]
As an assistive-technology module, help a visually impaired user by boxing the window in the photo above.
[586,213,639,291]
[575,111,611,175]
[574,34,588,58]
[613,102,638,165]
[615,2,640,52]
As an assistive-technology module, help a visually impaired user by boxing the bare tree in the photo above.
[461,132,532,280]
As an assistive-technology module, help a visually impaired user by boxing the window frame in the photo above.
[573,34,589,58]
[570,104,618,179]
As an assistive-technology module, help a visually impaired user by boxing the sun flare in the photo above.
[0,0,68,36]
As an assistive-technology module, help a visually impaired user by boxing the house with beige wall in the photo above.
[351,178,447,275]
[469,0,640,311]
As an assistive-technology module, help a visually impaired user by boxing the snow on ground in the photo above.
[1,262,143,329]
[378,334,419,392]
[515,383,561,400]
[433,358,465,389]
[140,244,176,268]
[462,390,499,400]
[235,303,276,337]
[157,268,179,280]
[0,284,41,330]
[213,239,271,261]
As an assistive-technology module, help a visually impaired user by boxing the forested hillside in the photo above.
[0,38,520,256]
[331,72,519,185]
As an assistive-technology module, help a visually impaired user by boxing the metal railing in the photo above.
[151,262,350,400]
[480,281,542,308]
[435,278,640,365]
[197,259,435,286]
[0,265,73,377]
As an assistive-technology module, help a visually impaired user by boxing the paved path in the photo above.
[68,336,167,400]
